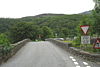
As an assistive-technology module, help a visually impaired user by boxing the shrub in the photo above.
[0,33,11,56]
[0,33,10,46]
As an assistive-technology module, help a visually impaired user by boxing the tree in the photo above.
[10,22,41,43]
[60,28,69,39]
[31,25,43,41]
[42,26,54,40]
[0,33,10,46]
[92,0,100,36]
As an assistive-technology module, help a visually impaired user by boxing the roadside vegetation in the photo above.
[0,14,83,43]
[63,1,100,53]
[0,33,13,57]
[63,39,100,53]
[0,0,100,55]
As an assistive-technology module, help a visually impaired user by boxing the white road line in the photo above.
[69,56,81,67]
[69,56,74,59]
[72,59,76,61]
[69,56,91,67]
[76,66,80,67]
[86,66,91,67]
[83,62,88,65]
[74,62,79,65]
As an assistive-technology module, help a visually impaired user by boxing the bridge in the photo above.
[0,41,99,67]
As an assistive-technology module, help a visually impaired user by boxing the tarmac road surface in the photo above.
[0,41,99,67]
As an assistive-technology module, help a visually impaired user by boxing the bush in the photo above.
[0,33,11,56]
[73,36,81,47]
[0,33,10,46]
[10,22,45,42]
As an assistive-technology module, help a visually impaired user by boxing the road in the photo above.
[0,41,99,67]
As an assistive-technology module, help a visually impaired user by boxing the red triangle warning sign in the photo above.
[80,25,89,35]
[93,38,100,49]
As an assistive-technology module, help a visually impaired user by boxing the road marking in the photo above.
[83,62,91,67]
[76,66,80,67]
[86,66,91,67]
[69,56,74,59]
[69,56,91,67]
[74,62,79,65]
[72,59,76,61]
[70,56,79,66]
[83,62,88,65]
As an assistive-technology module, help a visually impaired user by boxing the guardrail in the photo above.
[47,38,100,62]
[0,39,31,64]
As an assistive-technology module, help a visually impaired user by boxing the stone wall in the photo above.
[0,39,31,64]
[47,38,100,62]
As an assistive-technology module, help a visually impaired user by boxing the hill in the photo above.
[0,13,84,37]
[80,11,92,14]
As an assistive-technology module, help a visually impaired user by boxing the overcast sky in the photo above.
[0,0,95,18]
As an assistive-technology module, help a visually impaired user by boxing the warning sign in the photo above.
[81,36,90,44]
[93,38,100,49]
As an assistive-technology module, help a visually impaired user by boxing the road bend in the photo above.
[0,41,99,67]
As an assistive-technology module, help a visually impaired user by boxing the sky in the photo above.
[0,0,95,18]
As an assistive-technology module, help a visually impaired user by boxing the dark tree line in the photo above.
[0,14,83,43]
[9,22,54,43]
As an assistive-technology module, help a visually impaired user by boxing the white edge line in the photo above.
[83,62,88,65]
[72,59,76,61]
[76,66,80,67]
[86,66,91,67]
[69,56,74,59]
[74,62,79,65]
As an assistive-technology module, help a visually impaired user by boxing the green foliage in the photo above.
[42,26,54,40]
[0,33,10,46]
[9,22,54,42]
[9,22,38,43]
[0,33,12,56]
[92,8,100,35]
[0,14,83,38]
[92,1,100,35]
[58,28,69,39]
[76,15,94,36]
[73,36,81,46]
[0,18,19,33]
